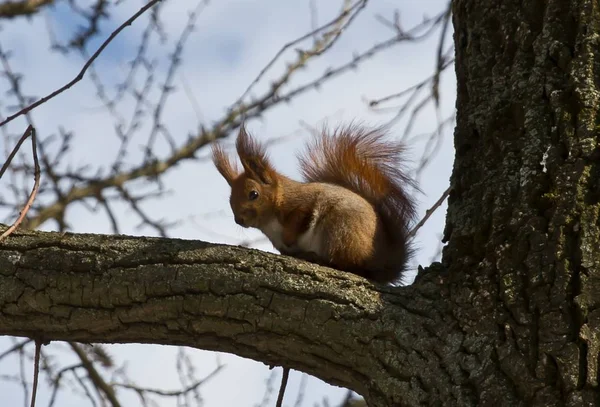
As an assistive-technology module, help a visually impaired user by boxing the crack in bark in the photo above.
[0,225,461,406]
[448,0,600,405]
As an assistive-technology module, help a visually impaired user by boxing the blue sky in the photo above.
[0,0,455,406]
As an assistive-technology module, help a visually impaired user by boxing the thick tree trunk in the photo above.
[1,0,600,406]
[445,0,600,405]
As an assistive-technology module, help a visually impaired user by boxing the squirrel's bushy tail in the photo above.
[298,123,418,279]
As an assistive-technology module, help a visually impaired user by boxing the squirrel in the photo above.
[211,122,418,284]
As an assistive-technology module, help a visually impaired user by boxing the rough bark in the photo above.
[0,225,455,407]
[445,0,600,405]
[2,0,600,406]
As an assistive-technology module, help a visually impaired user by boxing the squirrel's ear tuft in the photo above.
[236,124,275,185]
[211,142,239,186]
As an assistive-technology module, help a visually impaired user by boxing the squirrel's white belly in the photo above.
[261,214,323,256]
[296,217,322,255]
[261,218,286,250]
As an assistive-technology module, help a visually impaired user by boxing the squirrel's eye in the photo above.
[248,190,259,201]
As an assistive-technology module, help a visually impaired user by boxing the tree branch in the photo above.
[0,0,53,19]
[0,0,163,128]
[0,225,452,406]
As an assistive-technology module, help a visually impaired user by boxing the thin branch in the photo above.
[72,368,101,407]
[111,363,224,397]
[0,0,164,128]
[336,390,363,407]
[256,369,277,407]
[69,343,122,407]
[47,364,85,407]
[17,339,29,407]
[235,0,366,106]
[29,340,41,407]
[408,186,451,238]
[0,339,33,362]
[0,0,53,19]
[144,0,210,162]
[19,1,380,231]
[276,367,290,407]
[432,2,453,108]
[292,373,308,407]
[0,125,33,179]
[368,57,454,108]
[0,125,40,242]
[274,11,448,113]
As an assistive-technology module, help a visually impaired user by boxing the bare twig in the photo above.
[0,125,40,242]
[235,0,367,106]
[368,57,454,109]
[276,367,290,407]
[277,11,449,112]
[0,339,33,362]
[293,373,308,407]
[432,3,453,108]
[0,125,33,179]
[0,3,455,405]
[144,0,210,162]
[408,186,451,238]
[68,0,111,49]
[256,369,277,407]
[29,340,41,407]
[69,343,122,407]
[337,390,356,407]
[17,1,380,231]
[111,363,224,397]
[0,0,163,128]
[72,369,100,407]
[18,341,29,407]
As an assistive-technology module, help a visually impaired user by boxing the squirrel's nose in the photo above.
[234,215,245,226]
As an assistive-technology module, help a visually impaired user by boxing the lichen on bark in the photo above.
[445,0,600,405]
[1,0,600,406]
[0,225,457,406]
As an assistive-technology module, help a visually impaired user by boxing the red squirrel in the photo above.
[211,123,418,283]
